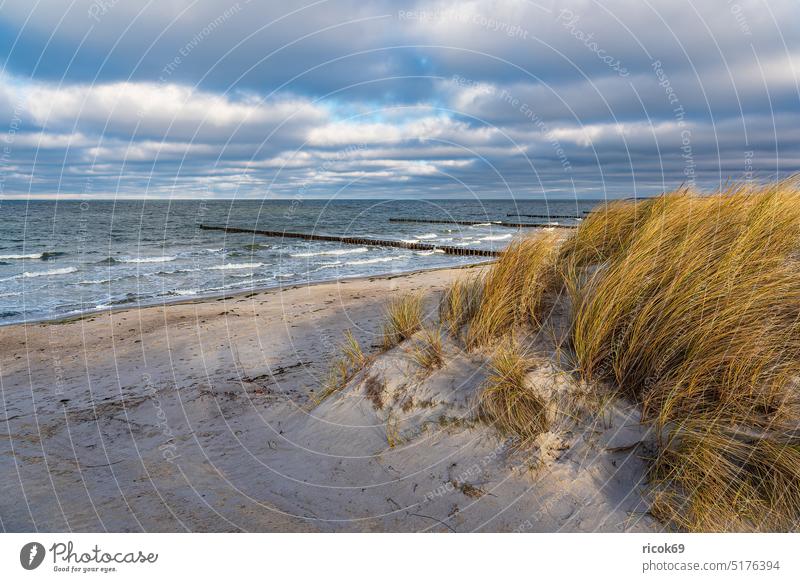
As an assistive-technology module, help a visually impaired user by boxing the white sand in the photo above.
[0,266,660,532]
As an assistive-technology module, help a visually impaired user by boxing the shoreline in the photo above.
[1,260,493,329]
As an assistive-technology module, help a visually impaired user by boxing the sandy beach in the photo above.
[0,265,657,532]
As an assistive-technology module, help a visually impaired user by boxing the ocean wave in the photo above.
[78,275,133,285]
[480,234,513,241]
[154,268,200,276]
[313,261,343,270]
[291,247,369,258]
[119,256,178,264]
[0,291,22,298]
[0,253,43,260]
[208,262,264,270]
[345,256,401,266]
[401,239,420,244]
[0,266,78,282]
[28,267,78,278]
[416,233,438,239]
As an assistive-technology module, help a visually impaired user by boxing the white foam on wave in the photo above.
[0,291,22,298]
[416,233,437,239]
[172,289,199,296]
[401,239,420,244]
[208,262,264,270]
[0,253,43,260]
[346,256,400,266]
[1,266,78,282]
[481,234,513,241]
[119,256,177,264]
[291,247,369,258]
[313,261,343,270]
[470,223,493,227]
[21,267,78,277]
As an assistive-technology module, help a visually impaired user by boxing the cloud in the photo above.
[0,0,798,198]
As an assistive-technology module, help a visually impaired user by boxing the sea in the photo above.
[0,199,599,325]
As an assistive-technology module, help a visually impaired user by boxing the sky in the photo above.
[0,0,798,199]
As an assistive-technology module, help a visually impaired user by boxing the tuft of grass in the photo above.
[561,179,800,530]
[438,275,483,336]
[649,420,800,532]
[412,326,445,372]
[316,330,368,403]
[341,329,366,369]
[382,292,424,349]
[477,340,549,443]
[467,232,559,347]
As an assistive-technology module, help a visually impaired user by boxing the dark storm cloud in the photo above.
[0,0,798,198]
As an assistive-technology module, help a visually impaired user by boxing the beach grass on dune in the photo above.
[382,292,424,349]
[649,419,800,531]
[316,330,367,402]
[560,180,800,531]
[477,340,549,443]
[452,179,800,531]
[568,184,800,423]
[412,325,445,372]
[438,275,483,337]
[467,232,559,348]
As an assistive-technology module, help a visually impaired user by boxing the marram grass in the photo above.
[316,330,367,403]
[412,326,445,372]
[477,340,549,443]
[382,292,424,349]
[561,179,800,531]
[467,232,559,347]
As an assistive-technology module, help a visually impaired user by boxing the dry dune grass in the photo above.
[562,180,800,531]
[382,292,424,349]
[649,420,800,532]
[316,330,368,403]
[439,275,483,336]
[568,184,800,422]
[467,232,559,347]
[412,326,445,372]
[477,340,549,443]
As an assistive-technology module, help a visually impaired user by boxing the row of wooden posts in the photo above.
[200,215,580,258]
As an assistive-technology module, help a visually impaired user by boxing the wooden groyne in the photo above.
[199,225,500,257]
[388,218,576,229]
[507,213,582,219]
